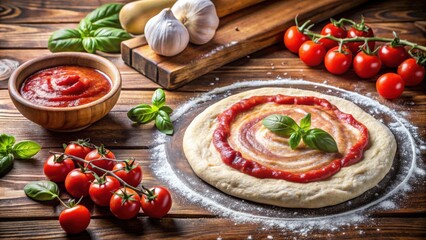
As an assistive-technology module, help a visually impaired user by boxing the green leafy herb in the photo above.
[48,3,131,53]
[262,114,299,137]
[262,113,338,153]
[0,134,41,177]
[24,181,59,201]
[12,141,41,159]
[127,89,174,135]
[0,154,14,177]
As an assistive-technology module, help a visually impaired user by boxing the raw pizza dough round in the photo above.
[183,88,396,208]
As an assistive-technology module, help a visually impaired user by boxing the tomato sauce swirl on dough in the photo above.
[212,95,369,183]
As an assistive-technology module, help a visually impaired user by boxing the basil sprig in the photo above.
[0,134,41,177]
[127,89,174,135]
[48,3,131,53]
[262,113,338,153]
[24,181,59,201]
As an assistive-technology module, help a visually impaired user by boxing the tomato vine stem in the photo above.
[49,151,150,196]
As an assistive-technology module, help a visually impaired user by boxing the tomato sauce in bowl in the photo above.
[20,66,112,107]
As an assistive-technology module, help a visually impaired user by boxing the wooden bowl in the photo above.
[8,52,121,132]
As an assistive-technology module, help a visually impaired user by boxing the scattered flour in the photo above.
[150,79,425,236]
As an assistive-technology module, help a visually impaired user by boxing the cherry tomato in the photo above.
[319,23,347,50]
[84,145,115,176]
[324,46,353,75]
[65,168,94,198]
[353,51,382,78]
[397,58,425,86]
[110,188,141,220]
[64,140,93,160]
[113,160,143,188]
[347,25,374,54]
[140,186,172,218]
[298,41,326,67]
[59,205,91,234]
[43,155,75,182]
[378,45,409,68]
[284,26,309,54]
[89,176,120,207]
[376,73,404,99]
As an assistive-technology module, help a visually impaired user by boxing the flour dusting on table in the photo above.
[150,79,424,236]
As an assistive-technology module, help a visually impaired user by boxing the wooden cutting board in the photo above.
[121,0,368,90]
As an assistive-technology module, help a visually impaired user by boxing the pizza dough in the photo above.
[183,88,396,208]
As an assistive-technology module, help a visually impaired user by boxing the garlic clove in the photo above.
[145,8,189,57]
[172,0,219,45]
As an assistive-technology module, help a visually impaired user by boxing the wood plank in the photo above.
[0,217,425,239]
[123,0,368,89]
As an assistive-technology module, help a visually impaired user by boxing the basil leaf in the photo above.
[289,132,302,150]
[12,140,41,159]
[300,113,311,131]
[127,104,158,124]
[48,29,85,52]
[0,154,14,177]
[78,18,93,37]
[152,89,166,107]
[262,114,299,137]
[0,134,15,154]
[303,128,338,153]
[155,110,174,135]
[159,106,173,115]
[84,3,123,29]
[24,181,59,201]
[93,27,131,53]
[82,37,97,53]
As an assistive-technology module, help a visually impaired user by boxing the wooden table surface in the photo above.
[0,0,425,239]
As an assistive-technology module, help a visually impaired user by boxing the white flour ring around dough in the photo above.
[183,88,396,208]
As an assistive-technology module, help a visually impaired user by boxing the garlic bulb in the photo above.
[144,8,189,57]
[171,0,219,45]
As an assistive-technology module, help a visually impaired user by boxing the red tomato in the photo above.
[64,140,93,160]
[84,145,115,176]
[353,51,382,78]
[43,155,75,182]
[59,205,91,234]
[324,46,353,75]
[110,188,141,220]
[376,73,405,99]
[397,58,425,86]
[89,176,120,207]
[347,25,374,54]
[378,45,409,68]
[298,41,326,67]
[319,23,347,50]
[113,160,143,188]
[140,186,172,218]
[65,168,94,198]
[284,26,309,54]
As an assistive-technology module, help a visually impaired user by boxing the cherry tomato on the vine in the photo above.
[347,25,374,54]
[113,160,143,188]
[376,73,405,99]
[397,58,425,86]
[110,188,141,220]
[43,155,75,182]
[324,46,353,75]
[353,51,382,79]
[284,26,309,54]
[64,140,94,160]
[378,45,409,68]
[89,176,120,207]
[298,40,326,67]
[84,145,115,176]
[140,186,172,218]
[65,168,94,198]
[319,23,347,50]
[59,205,91,234]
